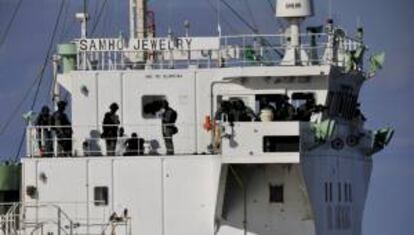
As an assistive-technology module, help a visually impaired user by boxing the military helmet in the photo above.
[41,106,50,113]
[57,101,67,108]
[110,102,119,111]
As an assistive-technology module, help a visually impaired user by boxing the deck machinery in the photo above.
[1,0,393,234]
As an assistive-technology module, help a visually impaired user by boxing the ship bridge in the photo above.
[25,17,367,162]
[17,1,393,235]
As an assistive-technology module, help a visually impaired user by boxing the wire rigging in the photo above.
[265,0,285,30]
[221,0,258,33]
[205,0,241,34]
[220,0,283,57]
[243,0,259,32]
[91,0,109,35]
[0,0,25,51]
[14,0,67,160]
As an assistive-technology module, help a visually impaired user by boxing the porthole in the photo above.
[346,135,359,147]
[331,138,344,151]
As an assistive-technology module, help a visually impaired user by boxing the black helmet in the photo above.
[57,101,67,108]
[110,103,119,111]
[41,106,50,113]
[161,100,169,108]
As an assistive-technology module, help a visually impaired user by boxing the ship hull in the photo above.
[20,151,371,235]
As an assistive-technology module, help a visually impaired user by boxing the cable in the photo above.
[205,0,241,34]
[59,0,72,42]
[221,0,258,33]
[243,0,258,32]
[266,0,285,30]
[0,0,25,51]
[91,0,109,35]
[14,0,67,160]
[220,0,283,57]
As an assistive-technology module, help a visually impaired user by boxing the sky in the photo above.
[0,0,413,234]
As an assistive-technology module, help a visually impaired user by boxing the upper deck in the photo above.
[58,32,363,73]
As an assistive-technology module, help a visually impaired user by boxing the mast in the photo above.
[130,0,147,39]
[276,0,314,65]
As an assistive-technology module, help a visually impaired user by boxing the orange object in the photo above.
[203,116,213,131]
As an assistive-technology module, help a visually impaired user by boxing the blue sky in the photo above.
[0,0,413,234]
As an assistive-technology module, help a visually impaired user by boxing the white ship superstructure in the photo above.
[0,0,393,234]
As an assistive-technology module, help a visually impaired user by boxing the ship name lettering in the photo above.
[286,2,302,9]
[79,38,193,52]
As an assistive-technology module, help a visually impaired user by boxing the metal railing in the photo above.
[0,202,131,235]
[73,33,363,71]
[26,123,196,158]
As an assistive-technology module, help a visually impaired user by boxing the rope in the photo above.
[14,0,67,161]
[0,0,25,51]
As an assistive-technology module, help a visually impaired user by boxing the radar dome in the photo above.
[276,0,314,18]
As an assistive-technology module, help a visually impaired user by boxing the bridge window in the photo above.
[94,186,109,206]
[263,136,300,152]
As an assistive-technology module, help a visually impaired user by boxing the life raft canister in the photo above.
[203,116,213,131]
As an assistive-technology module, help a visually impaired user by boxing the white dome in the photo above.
[276,0,314,18]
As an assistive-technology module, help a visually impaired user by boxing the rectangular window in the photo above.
[324,182,328,203]
[269,185,284,203]
[94,186,109,206]
[263,136,300,152]
[349,184,353,203]
[329,182,333,202]
[142,95,167,119]
[338,182,342,202]
[344,183,348,202]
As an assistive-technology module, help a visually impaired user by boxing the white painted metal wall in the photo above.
[22,156,222,235]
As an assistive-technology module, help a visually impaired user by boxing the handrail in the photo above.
[26,123,196,158]
[0,202,131,235]
[67,33,363,71]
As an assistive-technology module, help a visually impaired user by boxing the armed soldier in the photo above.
[161,101,178,155]
[52,101,73,157]
[102,103,120,156]
[124,133,145,156]
[35,106,53,157]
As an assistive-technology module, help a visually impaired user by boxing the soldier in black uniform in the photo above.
[161,101,177,155]
[214,100,233,123]
[102,103,120,156]
[52,101,73,157]
[124,133,145,156]
[277,95,295,121]
[35,106,53,157]
[296,96,318,121]
[231,99,257,122]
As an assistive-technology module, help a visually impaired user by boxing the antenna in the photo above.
[83,0,87,15]
[276,0,314,64]
[129,0,147,39]
[328,0,332,19]
[217,0,222,36]
[356,16,361,28]
[129,0,135,38]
